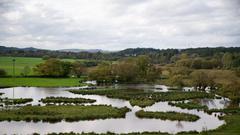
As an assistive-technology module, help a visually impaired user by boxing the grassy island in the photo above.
[0,105,130,122]
[135,110,200,122]
[168,102,208,110]
[70,89,214,107]
[40,97,96,104]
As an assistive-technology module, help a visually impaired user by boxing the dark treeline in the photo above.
[1,46,240,64]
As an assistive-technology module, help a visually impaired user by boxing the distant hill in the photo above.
[0,46,40,51]
[0,45,240,61]
[59,49,108,53]
[117,48,160,56]
[0,46,109,53]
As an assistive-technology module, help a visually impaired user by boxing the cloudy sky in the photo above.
[0,0,240,50]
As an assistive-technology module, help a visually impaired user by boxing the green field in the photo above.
[0,56,87,76]
[0,77,83,87]
[0,57,44,76]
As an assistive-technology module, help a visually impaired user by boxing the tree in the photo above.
[88,64,113,83]
[145,66,161,82]
[42,55,50,60]
[136,55,151,78]
[222,53,233,69]
[34,58,72,77]
[71,61,86,77]
[169,75,184,88]
[222,80,240,107]
[0,69,7,77]
[113,60,138,82]
[20,66,31,76]
[169,67,192,77]
[88,55,161,83]
[176,59,192,68]
[191,71,216,91]
[190,58,203,69]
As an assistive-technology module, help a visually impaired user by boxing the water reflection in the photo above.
[0,87,225,134]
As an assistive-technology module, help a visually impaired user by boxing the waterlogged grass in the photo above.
[168,101,208,110]
[45,109,240,135]
[0,77,83,87]
[0,105,130,123]
[135,110,200,122]
[70,89,214,107]
[129,99,155,108]
[40,97,96,104]
[0,98,33,105]
[206,108,240,115]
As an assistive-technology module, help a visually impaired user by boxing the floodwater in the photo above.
[0,86,227,134]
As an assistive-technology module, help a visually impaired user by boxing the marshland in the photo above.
[1,1,240,134]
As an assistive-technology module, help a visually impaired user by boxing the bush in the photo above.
[0,69,7,77]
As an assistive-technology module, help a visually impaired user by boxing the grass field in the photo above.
[0,77,83,87]
[0,56,91,76]
[0,57,44,76]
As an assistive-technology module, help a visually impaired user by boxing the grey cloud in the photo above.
[0,0,239,50]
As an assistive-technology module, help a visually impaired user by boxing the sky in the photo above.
[0,0,240,51]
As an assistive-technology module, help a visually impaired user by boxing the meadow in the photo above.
[0,77,83,87]
[0,56,91,76]
[0,57,44,76]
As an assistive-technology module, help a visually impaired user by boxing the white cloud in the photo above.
[0,0,239,50]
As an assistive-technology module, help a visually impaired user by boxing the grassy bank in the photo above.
[0,98,33,105]
[135,110,200,122]
[0,105,130,122]
[40,97,96,104]
[0,77,83,87]
[206,108,240,115]
[70,89,214,107]
[168,102,208,110]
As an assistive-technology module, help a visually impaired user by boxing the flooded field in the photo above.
[0,86,228,134]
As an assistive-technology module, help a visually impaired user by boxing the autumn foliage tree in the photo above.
[88,55,161,83]
[71,61,86,78]
[34,58,72,77]
[190,71,216,91]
